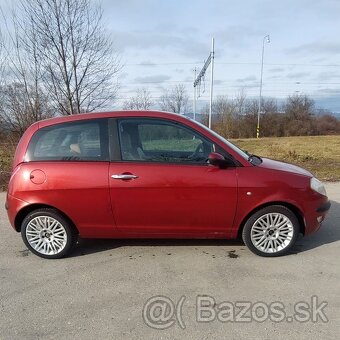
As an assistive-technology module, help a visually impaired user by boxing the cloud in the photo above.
[314,71,340,81]
[286,42,340,56]
[268,75,281,80]
[118,72,129,79]
[134,75,171,84]
[310,57,326,63]
[286,72,310,79]
[269,67,285,73]
[178,26,200,35]
[214,25,263,48]
[113,30,208,58]
[317,88,339,95]
[236,76,257,83]
[137,61,157,67]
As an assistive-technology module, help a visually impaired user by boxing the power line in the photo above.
[124,61,340,67]
[115,90,338,100]
[118,80,340,85]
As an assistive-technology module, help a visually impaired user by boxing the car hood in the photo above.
[258,157,313,177]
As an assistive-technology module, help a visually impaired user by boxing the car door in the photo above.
[24,118,115,237]
[108,118,237,236]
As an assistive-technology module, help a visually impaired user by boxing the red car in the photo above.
[6,111,330,259]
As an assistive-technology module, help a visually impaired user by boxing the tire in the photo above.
[21,208,77,259]
[242,205,300,257]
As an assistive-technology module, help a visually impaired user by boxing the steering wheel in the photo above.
[188,142,204,160]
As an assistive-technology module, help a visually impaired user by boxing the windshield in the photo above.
[193,120,250,161]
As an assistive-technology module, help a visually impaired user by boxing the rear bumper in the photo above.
[5,193,29,231]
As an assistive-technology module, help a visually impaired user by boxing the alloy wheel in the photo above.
[250,213,294,254]
[25,216,67,256]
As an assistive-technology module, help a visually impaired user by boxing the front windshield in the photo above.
[193,120,249,161]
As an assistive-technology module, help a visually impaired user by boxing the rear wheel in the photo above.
[242,205,299,257]
[21,208,77,259]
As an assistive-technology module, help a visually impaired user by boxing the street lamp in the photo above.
[257,34,270,138]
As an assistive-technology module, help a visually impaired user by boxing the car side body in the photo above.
[6,110,331,258]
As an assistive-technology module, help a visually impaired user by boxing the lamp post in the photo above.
[193,67,197,121]
[257,34,270,138]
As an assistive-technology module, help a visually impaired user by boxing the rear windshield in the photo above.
[25,119,109,162]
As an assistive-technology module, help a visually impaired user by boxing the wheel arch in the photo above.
[237,201,305,239]
[14,204,79,235]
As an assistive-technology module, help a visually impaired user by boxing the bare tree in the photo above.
[159,84,189,113]
[0,82,53,136]
[284,94,315,120]
[215,96,236,138]
[283,94,317,136]
[19,0,120,115]
[233,89,247,116]
[123,88,152,110]
[0,25,6,86]
[0,26,6,138]
[0,7,54,136]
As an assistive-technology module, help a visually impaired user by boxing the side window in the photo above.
[26,120,109,161]
[118,119,214,164]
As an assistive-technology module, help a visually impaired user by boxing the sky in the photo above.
[101,0,340,113]
[1,0,340,113]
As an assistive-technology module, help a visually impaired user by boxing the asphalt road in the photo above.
[0,183,339,340]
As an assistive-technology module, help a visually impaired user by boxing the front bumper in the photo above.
[317,201,331,213]
[304,199,331,235]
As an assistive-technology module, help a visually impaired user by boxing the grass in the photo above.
[143,138,201,151]
[231,135,340,181]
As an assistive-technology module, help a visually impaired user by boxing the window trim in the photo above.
[25,118,110,163]
[115,117,219,166]
[108,118,121,161]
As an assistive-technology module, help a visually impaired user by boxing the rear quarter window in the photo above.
[25,119,109,162]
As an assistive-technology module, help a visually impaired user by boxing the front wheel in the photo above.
[21,208,77,259]
[242,205,300,257]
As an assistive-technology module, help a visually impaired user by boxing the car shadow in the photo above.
[70,200,339,258]
[291,199,340,254]
[71,238,244,258]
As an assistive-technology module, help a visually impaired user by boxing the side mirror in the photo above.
[208,152,229,169]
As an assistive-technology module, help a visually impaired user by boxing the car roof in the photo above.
[37,110,192,128]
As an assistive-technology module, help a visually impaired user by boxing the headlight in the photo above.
[310,177,327,196]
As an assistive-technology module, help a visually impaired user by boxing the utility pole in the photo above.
[194,38,215,129]
[257,34,270,138]
[209,38,215,129]
[193,67,197,121]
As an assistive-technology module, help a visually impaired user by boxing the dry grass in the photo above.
[232,135,340,181]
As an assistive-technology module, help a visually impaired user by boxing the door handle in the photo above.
[111,174,139,180]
